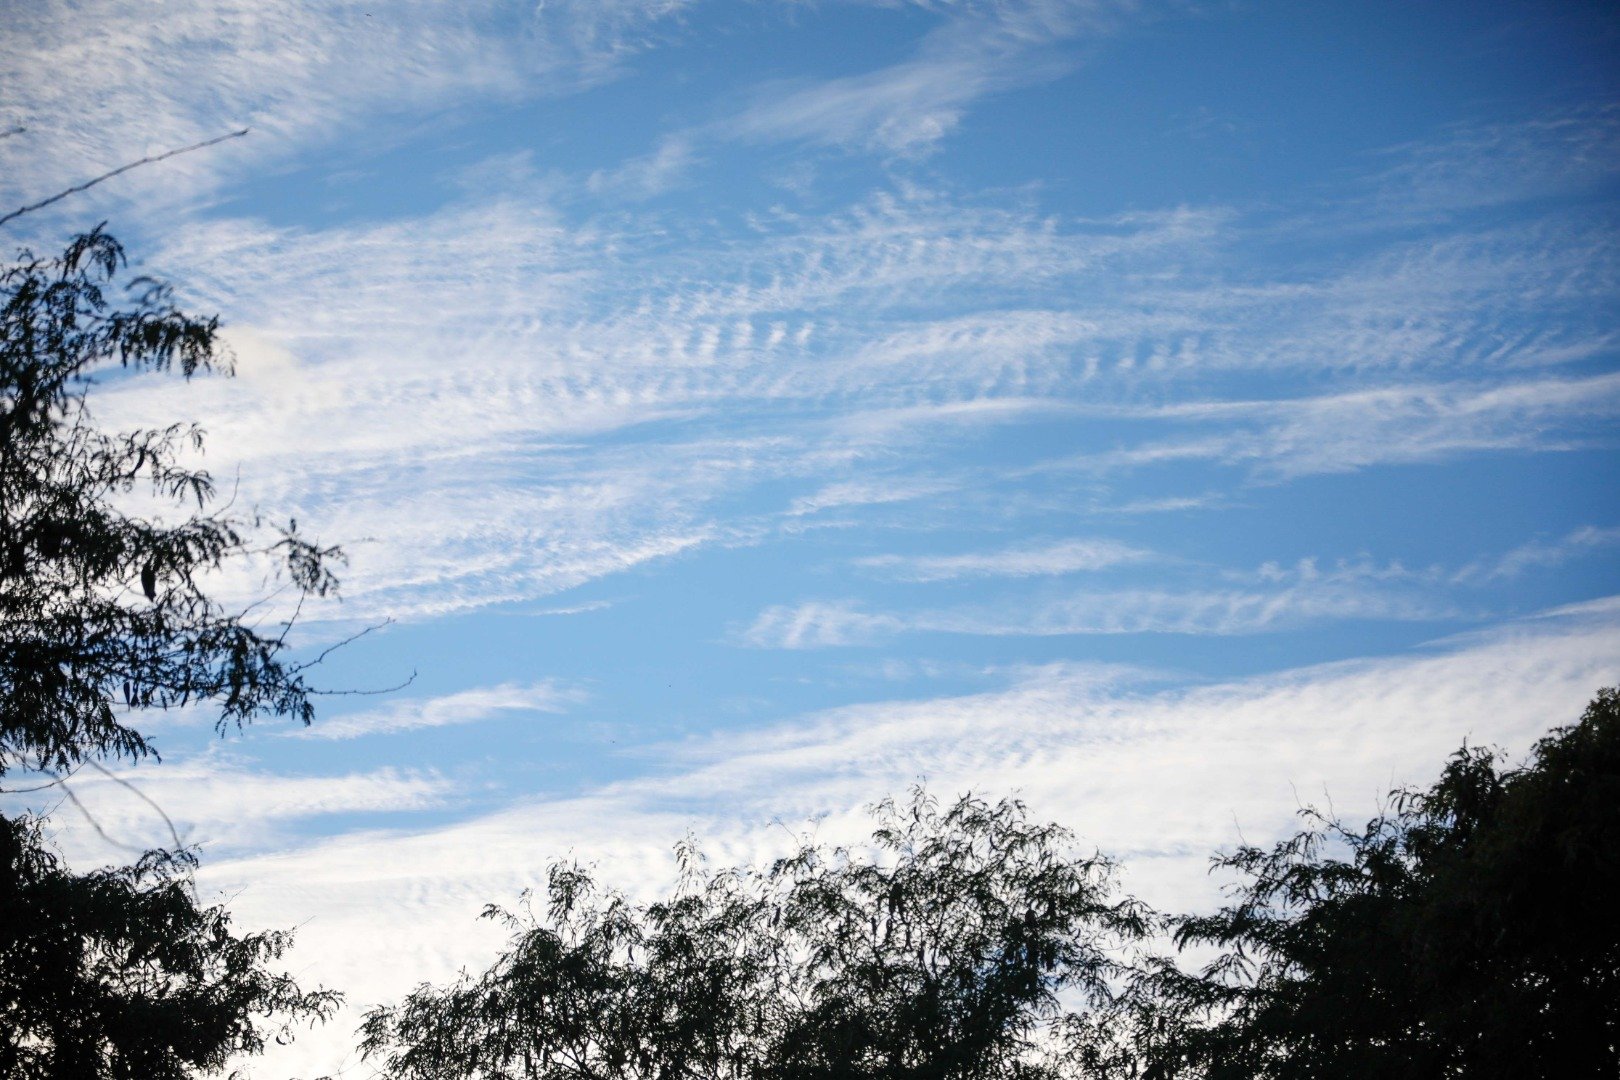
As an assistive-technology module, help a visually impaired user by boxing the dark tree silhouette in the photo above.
[0,813,340,1078]
[359,789,1156,1080]
[1125,687,1620,1079]
[1,223,345,1076]
[1,224,341,776]
[362,691,1620,1080]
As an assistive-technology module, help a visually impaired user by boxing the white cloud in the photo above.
[726,0,1136,156]
[17,759,454,863]
[299,682,583,740]
[787,475,958,516]
[587,135,700,199]
[57,117,1617,634]
[0,0,697,225]
[857,537,1154,580]
[1102,492,1229,514]
[740,600,905,648]
[1048,372,1620,481]
[1351,105,1620,223]
[741,574,1456,647]
[1454,524,1620,584]
[991,583,1452,635]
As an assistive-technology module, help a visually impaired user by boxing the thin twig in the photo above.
[0,763,82,795]
[273,592,308,650]
[212,465,244,518]
[87,760,183,853]
[0,128,249,229]
[58,779,147,855]
[234,582,295,625]
[0,126,25,141]
[308,672,418,698]
[293,619,394,673]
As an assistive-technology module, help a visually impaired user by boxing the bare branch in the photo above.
[309,671,419,698]
[57,778,148,855]
[87,760,184,854]
[0,128,249,229]
[293,619,394,673]
[0,764,82,795]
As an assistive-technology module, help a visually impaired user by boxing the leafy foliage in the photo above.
[359,789,1155,1079]
[1128,687,1620,1078]
[0,812,340,1079]
[0,226,341,775]
[0,227,344,1076]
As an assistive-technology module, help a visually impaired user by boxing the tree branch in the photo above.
[87,759,184,854]
[0,128,250,229]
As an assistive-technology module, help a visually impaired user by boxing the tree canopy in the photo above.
[0,225,340,776]
[0,812,339,1079]
[359,789,1155,1080]
[1126,687,1620,1079]
[360,689,1620,1080]
[1,225,343,1077]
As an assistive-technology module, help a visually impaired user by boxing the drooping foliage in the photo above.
[1126,687,1620,1078]
[0,225,340,775]
[359,789,1156,1080]
[0,226,343,1076]
[0,812,340,1079]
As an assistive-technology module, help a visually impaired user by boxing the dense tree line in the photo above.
[359,691,1620,1079]
[359,790,1152,1079]
[4,221,1614,1078]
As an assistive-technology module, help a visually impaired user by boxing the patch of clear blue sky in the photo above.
[112,0,1619,832]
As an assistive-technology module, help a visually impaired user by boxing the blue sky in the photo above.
[4,1,1619,1073]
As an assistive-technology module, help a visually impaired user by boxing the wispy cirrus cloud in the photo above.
[1046,372,1620,482]
[1453,524,1620,584]
[739,576,1456,648]
[740,600,905,649]
[299,682,584,740]
[725,0,1140,156]
[787,475,959,517]
[1349,105,1620,224]
[586,135,701,199]
[64,109,1616,635]
[0,0,698,223]
[16,759,455,864]
[745,522,1620,649]
[856,537,1155,581]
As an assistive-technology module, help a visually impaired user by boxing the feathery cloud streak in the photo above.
[0,0,699,220]
[67,113,1613,630]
